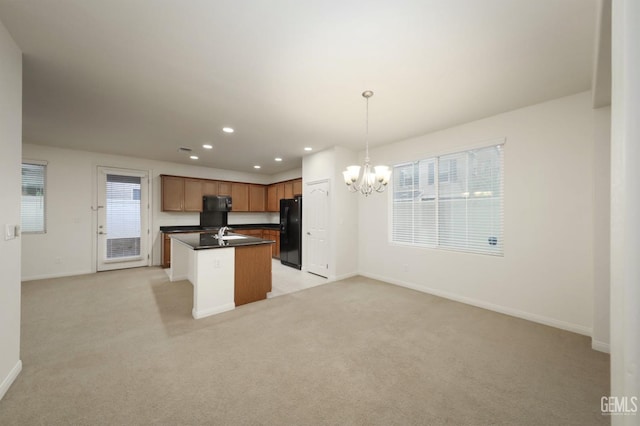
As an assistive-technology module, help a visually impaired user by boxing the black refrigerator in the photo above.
[280,196,302,269]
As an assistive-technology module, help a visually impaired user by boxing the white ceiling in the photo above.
[0,0,598,175]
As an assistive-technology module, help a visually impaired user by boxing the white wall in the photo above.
[270,168,303,184]
[21,143,299,281]
[358,91,603,336]
[592,105,611,352]
[0,19,22,399]
[332,146,359,280]
[302,146,359,280]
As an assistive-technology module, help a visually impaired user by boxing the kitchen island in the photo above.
[160,224,281,268]
[169,232,274,319]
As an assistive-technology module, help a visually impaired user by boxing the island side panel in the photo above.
[169,237,190,282]
[234,244,273,306]
[192,247,235,319]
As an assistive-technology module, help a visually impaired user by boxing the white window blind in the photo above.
[21,162,47,233]
[105,174,142,259]
[392,143,503,256]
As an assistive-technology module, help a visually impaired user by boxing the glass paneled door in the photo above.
[97,167,150,271]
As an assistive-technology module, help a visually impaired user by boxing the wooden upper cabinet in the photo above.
[284,181,294,199]
[276,183,285,202]
[231,182,249,211]
[249,184,266,212]
[161,176,219,212]
[267,185,278,212]
[218,181,232,196]
[202,180,218,197]
[161,175,300,213]
[161,175,184,211]
[184,178,203,211]
[293,179,302,196]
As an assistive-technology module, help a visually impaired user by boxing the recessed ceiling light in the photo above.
[222,127,234,133]
[274,157,283,162]
[202,144,213,149]
[190,155,199,160]
[304,147,312,152]
[254,165,261,169]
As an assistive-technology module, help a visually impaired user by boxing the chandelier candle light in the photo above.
[343,90,391,196]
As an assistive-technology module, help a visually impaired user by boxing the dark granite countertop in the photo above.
[160,223,280,234]
[170,232,275,250]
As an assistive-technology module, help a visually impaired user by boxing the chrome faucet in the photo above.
[217,226,229,239]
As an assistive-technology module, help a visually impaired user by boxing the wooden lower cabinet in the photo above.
[234,228,280,258]
[234,228,262,238]
[163,228,281,269]
[234,244,272,306]
[162,233,172,268]
[266,230,280,258]
[162,231,200,268]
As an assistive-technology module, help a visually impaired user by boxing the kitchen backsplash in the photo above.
[228,212,279,225]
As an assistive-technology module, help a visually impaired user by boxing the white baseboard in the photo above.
[192,303,235,319]
[333,272,358,282]
[0,360,22,400]
[21,269,94,282]
[592,340,610,353]
[169,273,188,282]
[360,272,593,337]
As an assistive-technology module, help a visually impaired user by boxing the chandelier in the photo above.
[342,90,391,196]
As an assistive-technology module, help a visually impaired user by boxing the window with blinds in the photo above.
[392,143,503,256]
[21,162,47,233]
[105,174,142,259]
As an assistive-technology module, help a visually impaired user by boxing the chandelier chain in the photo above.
[365,94,369,162]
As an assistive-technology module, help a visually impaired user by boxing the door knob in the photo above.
[306,232,311,235]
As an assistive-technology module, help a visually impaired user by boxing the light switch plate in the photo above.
[5,224,16,240]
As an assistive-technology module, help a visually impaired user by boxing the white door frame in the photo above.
[305,179,330,278]
[96,166,151,271]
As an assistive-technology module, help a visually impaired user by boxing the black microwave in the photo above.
[203,195,232,212]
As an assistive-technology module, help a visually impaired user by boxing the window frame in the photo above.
[388,140,504,256]
[21,159,48,234]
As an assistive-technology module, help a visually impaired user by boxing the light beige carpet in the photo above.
[1,267,609,425]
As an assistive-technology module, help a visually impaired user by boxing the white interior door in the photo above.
[97,167,150,271]
[306,180,329,277]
